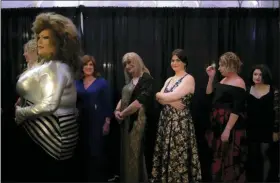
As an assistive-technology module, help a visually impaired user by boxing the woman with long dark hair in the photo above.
[151,49,201,183]
[246,64,279,182]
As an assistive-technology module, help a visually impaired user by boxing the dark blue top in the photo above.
[76,77,112,156]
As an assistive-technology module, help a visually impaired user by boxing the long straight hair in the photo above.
[122,52,150,84]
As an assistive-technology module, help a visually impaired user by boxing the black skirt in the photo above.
[13,125,79,182]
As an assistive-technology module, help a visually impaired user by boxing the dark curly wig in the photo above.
[32,12,82,78]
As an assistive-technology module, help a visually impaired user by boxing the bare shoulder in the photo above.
[183,74,195,84]
[182,74,195,93]
[181,74,195,90]
[220,78,226,84]
[235,77,246,90]
[164,77,173,84]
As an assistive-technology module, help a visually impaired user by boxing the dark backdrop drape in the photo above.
[2,7,279,182]
[1,7,82,181]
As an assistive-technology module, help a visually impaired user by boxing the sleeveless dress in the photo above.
[151,74,202,183]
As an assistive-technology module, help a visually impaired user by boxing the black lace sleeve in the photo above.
[273,89,280,132]
[136,74,154,106]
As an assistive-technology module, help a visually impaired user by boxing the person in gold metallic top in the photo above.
[14,12,82,182]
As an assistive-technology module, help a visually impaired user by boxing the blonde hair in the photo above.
[23,39,39,70]
[24,39,37,52]
[219,52,243,73]
[122,52,150,84]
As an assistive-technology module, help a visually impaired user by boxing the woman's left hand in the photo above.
[103,118,110,135]
[221,128,230,142]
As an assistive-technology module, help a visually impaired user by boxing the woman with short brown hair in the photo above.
[76,54,112,182]
[80,55,100,77]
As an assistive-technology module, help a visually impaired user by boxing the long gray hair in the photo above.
[122,52,150,84]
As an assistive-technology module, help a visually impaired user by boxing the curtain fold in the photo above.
[2,7,278,105]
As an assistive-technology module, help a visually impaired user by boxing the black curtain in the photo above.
[81,8,279,180]
[80,8,279,119]
[2,7,279,182]
[1,7,81,181]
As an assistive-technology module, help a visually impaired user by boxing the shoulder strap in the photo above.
[169,73,189,91]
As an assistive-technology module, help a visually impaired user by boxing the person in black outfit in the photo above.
[205,52,247,182]
[114,52,154,183]
[246,64,280,182]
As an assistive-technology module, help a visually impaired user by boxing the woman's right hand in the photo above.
[170,100,186,110]
[114,110,123,122]
[206,65,216,78]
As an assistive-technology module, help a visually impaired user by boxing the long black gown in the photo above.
[246,86,280,182]
[205,83,247,182]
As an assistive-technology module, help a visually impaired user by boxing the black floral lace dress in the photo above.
[151,75,202,183]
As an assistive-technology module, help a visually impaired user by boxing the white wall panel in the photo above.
[1,0,279,9]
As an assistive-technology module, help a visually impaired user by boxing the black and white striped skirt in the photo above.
[22,100,79,160]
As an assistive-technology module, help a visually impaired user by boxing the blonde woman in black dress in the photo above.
[205,52,247,182]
